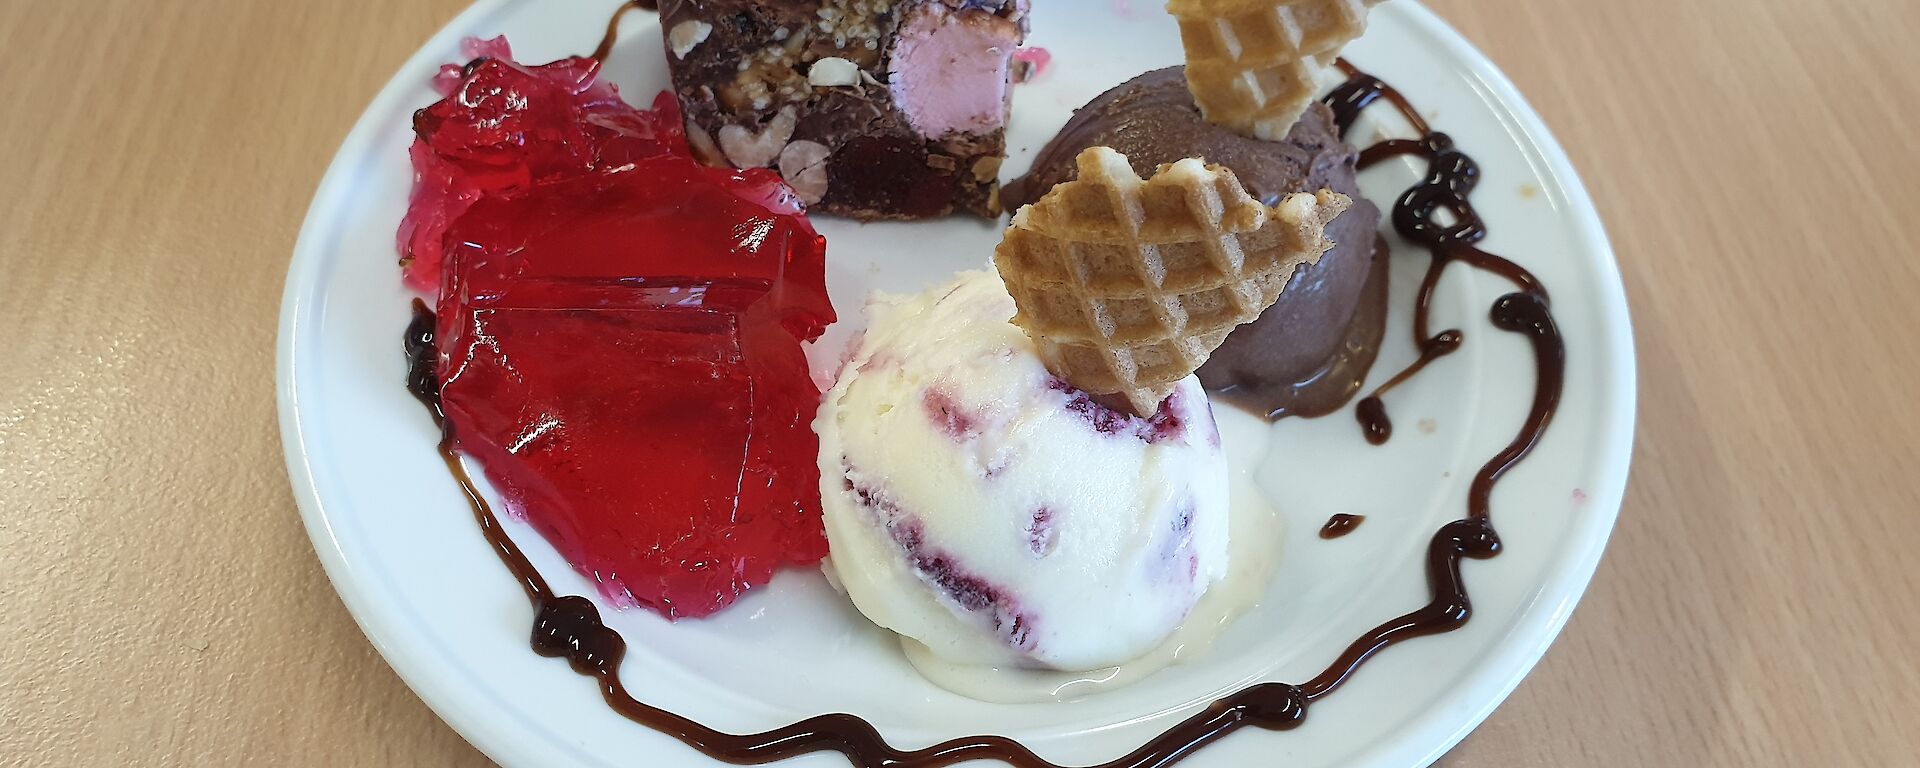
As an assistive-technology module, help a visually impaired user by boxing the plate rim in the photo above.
[275,1,1637,766]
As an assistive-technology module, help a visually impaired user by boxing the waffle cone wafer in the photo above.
[1168,0,1385,140]
[995,146,1351,414]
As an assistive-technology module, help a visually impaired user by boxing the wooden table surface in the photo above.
[5,0,1918,765]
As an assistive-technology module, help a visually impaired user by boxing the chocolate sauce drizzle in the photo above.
[589,1,652,64]
[1327,61,1550,447]
[403,57,1565,767]
[1318,513,1366,540]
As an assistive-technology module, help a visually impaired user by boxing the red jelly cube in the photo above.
[399,46,687,292]
[436,164,833,619]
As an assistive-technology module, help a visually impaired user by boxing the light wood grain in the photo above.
[4,0,1918,765]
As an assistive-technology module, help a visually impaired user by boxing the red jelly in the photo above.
[399,37,688,293]
[407,40,834,618]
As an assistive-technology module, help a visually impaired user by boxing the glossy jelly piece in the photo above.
[439,158,826,337]
[439,306,825,617]
[436,165,832,619]
[408,41,833,618]
[399,38,687,292]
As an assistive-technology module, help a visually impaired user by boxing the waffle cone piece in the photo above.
[995,146,1351,414]
[1168,0,1385,140]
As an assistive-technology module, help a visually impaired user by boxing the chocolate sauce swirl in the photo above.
[1328,62,1549,447]
[590,1,652,64]
[403,56,1566,767]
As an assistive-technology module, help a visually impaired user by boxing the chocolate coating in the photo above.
[1004,67,1386,419]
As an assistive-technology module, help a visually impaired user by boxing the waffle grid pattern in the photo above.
[1170,0,1382,139]
[995,147,1350,413]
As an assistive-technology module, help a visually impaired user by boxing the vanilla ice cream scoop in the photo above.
[815,270,1231,672]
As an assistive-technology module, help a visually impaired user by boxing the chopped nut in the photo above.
[684,120,728,168]
[971,156,1004,183]
[783,29,811,54]
[717,81,749,112]
[808,57,860,87]
[740,78,770,104]
[669,20,713,59]
[717,107,797,168]
[778,140,831,204]
[925,154,957,171]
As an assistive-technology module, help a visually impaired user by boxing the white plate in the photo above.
[277,0,1634,765]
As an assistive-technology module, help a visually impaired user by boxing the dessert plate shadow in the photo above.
[277,0,1635,766]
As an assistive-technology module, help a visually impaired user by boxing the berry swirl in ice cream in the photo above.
[815,271,1231,672]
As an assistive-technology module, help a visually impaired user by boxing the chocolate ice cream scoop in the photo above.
[1003,67,1387,419]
